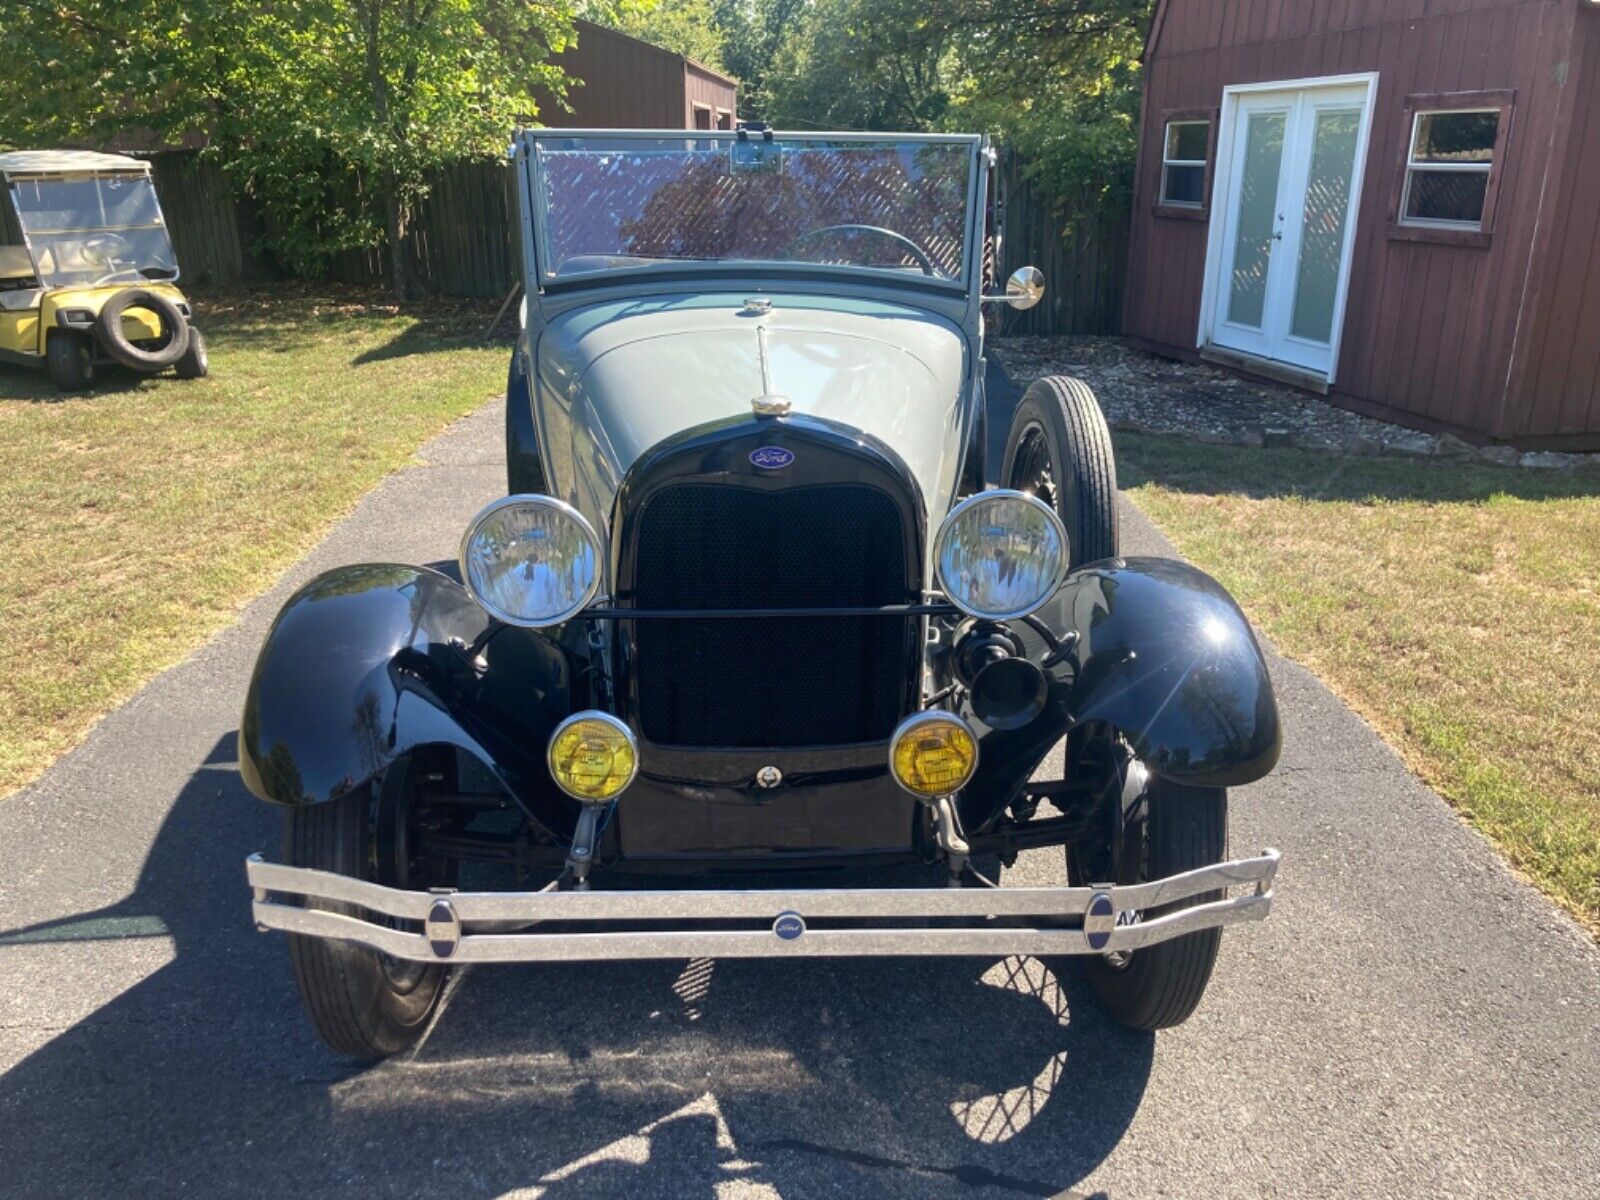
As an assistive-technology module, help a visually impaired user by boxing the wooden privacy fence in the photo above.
[148,149,523,299]
[991,148,1129,336]
[145,147,1130,331]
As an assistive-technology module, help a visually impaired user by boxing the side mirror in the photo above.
[982,266,1046,311]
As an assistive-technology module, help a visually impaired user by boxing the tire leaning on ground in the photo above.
[284,753,453,1059]
[1002,375,1119,568]
[173,326,209,379]
[93,288,189,371]
[1072,779,1229,1031]
[46,330,95,391]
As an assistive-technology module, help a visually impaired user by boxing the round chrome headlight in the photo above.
[459,495,602,627]
[934,490,1068,621]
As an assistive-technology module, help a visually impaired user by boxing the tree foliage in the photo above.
[760,0,1150,206]
[582,1,728,69]
[708,0,809,119]
[0,0,1152,287]
[0,2,577,294]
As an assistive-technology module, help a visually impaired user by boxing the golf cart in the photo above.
[0,150,206,391]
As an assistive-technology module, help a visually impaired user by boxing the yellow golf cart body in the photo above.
[0,150,205,390]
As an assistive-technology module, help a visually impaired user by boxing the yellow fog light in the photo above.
[889,711,978,798]
[547,712,638,803]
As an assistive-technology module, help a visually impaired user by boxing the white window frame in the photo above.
[1398,108,1498,231]
[1160,120,1210,208]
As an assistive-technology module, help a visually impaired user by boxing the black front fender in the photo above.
[966,557,1281,820]
[238,565,576,827]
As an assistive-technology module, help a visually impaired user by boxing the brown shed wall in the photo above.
[536,20,737,130]
[1128,0,1594,446]
[685,62,739,128]
[1505,6,1600,446]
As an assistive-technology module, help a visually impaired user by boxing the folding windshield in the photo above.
[7,172,178,287]
[526,132,980,289]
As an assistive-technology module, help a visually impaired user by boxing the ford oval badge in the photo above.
[750,446,795,470]
[773,910,806,941]
[1084,892,1116,952]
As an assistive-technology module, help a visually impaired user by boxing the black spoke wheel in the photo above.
[283,751,457,1059]
[1068,773,1228,1030]
[1002,375,1118,569]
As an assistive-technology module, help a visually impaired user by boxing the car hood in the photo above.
[534,293,972,539]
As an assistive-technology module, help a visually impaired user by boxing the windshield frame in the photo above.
[4,170,181,288]
[516,129,987,301]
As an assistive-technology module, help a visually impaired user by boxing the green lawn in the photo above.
[0,290,507,799]
[1119,434,1600,932]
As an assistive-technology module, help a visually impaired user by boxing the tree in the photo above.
[709,0,808,119]
[754,0,1149,207]
[925,1,1150,204]
[763,0,955,131]
[0,2,579,297]
[582,1,728,69]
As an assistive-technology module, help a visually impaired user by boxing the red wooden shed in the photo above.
[538,20,738,132]
[1125,0,1600,449]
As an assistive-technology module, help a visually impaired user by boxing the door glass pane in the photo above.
[1290,108,1361,344]
[1227,111,1286,330]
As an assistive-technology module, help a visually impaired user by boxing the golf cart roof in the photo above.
[0,150,152,178]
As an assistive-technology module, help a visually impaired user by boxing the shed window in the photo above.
[1401,109,1499,228]
[1161,120,1210,207]
[692,104,713,131]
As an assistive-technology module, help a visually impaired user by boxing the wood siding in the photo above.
[1506,7,1600,446]
[537,20,736,130]
[1129,0,1597,446]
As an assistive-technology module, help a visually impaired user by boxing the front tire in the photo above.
[46,331,95,392]
[1072,779,1227,1031]
[284,754,452,1059]
[1003,375,1118,568]
[174,326,208,379]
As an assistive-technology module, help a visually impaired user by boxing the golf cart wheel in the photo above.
[94,288,189,371]
[1003,375,1118,569]
[1070,779,1227,1031]
[174,326,209,379]
[46,331,95,391]
[284,751,455,1060]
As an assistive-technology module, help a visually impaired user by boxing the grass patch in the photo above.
[0,289,506,798]
[1119,433,1600,932]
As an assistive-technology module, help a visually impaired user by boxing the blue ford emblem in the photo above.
[773,910,806,941]
[424,898,461,959]
[750,446,795,469]
[1084,892,1116,952]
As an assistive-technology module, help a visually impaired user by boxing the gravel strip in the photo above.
[993,335,1599,471]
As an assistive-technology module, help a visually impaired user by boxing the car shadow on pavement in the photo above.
[0,733,1150,1199]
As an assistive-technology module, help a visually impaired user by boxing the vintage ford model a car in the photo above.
[241,129,1281,1059]
[0,151,207,391]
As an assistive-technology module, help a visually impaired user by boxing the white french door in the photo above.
[1204,79,1375,380]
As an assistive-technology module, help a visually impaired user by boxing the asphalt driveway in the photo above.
[0,378,1596,1198]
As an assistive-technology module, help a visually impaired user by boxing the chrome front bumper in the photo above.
[246,849,1279,963]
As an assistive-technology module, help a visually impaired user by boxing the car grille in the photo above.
[631,482,913,748]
